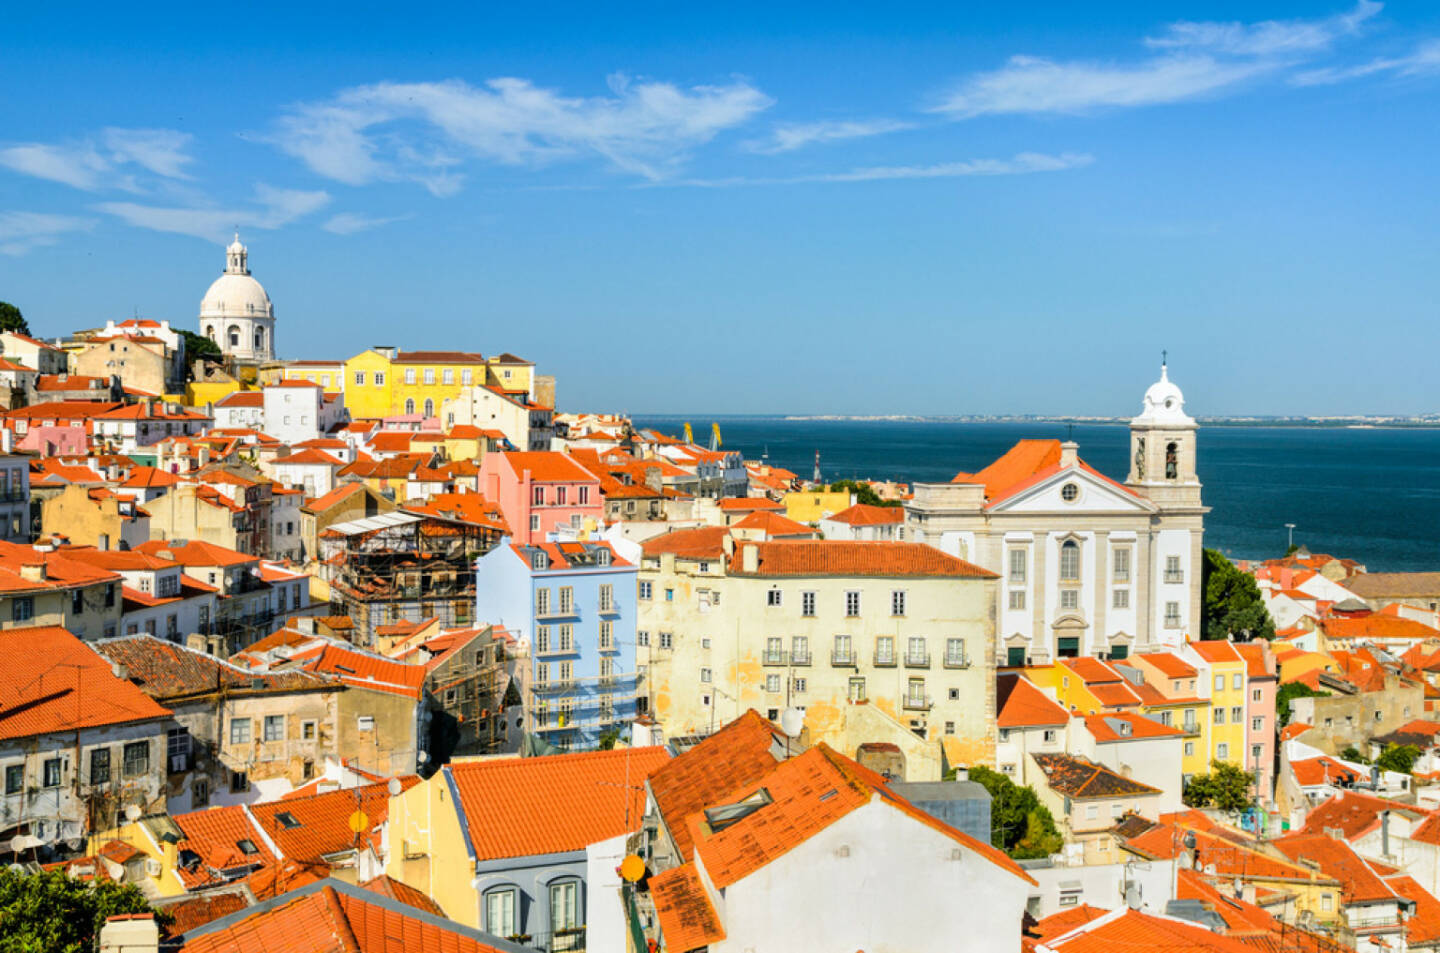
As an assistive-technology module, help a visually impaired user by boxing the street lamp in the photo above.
[1285,523,1296,551]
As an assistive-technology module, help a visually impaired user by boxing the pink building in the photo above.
[1237,641,1278,802]
[479,451,603,545]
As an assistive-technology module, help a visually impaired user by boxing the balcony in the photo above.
[789,649,812,666]
[831,648,856,667]
[762,650,787,666]
[1164,572,1184,584]
[535,608,577,621]
[534,644,577,657]
[905,651,931,669]
[903,694,933,711]
[873,650,897,668]
[943,653,970,669]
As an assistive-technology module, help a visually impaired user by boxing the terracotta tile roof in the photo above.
[997,674,1069,728]
[215,391,264,408]
[1290,756,1363,787]
[497,451,598,483]
[366,432,413,453]
[1138,651,1198,679]
[173,805,274,890]
[690,743,1035,889]
[119,465,181,489]
[641,526,730,560]
[731,540,997,578]
[358,875,444,918]
[951,439,1060,496]
[1385,874,1440,945]
[1281,722,1313,741]
[4,400,121,420]
[1187,639,1243,663]
[1123,821,1322,883]
[94,403,208,421]
[394,350,487,364]
[271,449,344,467]
[1373,718,1440,749]
[1322,614,1440,643]
[177,881,511,952]
[402,492,508,533]
[0,626,171,740]
[649,863,725,952]
[158,891,250,937]
[647,710,786,860]
[249,779,419,865]
[1271,832,1400,904]
[34,373,105,390]
[1083,712,1186,742]
[730,510,817,537]
[716,497,784,511]
[136,538,256,567]
[0,540,122,592]
[1031,752,1162,798]
[302,482,366,513]
[291,644,427,699]
[447,746,671,861]
[824,502,904,526]
[94,635,330,699]
[1088,681,1143,708]
[1037,907,1261,953]
[1029,904,1109,942]
[1299,790,1429,842]
[1234,642,1276,680]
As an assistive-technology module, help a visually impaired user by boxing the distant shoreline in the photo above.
[635,414,1440,429]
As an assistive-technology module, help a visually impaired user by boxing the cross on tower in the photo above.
[1162,349,1168,367]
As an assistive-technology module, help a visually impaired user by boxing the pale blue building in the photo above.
[475,541,639,749]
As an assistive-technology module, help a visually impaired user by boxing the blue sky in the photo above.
[2,2,1437,416]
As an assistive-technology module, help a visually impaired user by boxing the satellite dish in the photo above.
[387,777,403,797]
[347,810,370,834]
[124,804,142,822]
[780,707,805,739]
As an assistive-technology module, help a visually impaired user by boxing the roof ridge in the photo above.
[320,885,363,953]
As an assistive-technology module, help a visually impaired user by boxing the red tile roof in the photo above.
[1387,874,1440,945]
[997,674,1069,728]
[271,449,344,467]
[649,863,725,952]
[497,451,598,483]
[951,439,1060,497]
[358,875,445,918]
[641,526,730,560]
[447,746,672,861]
[716,497,784,512]
[291,644,428,699]
[1299,790,1429,842]
[1187,639,1243,663]
[1271,832,1400,904]
[173,805,274,890]
[823,502,904,526]
[1037,907,1260,953]
[249,779,419,865]
[731,540,996,578]
[0,626,171,740]
[1031,752,1162,798]
[1122,821,1323,883]
[730,510,817,537]
[302,482,366,513]
[1137,651,1198,679]
[136,538,256,567]
[1083,712,1186,742]
[1290,756,1364,787]
[1322,614,1440,643]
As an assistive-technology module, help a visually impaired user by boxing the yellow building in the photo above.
[340,348,535,421]
[783,488,854,524]
[1126,650,1214,781]
[1184,640,1248,772]
[279,359,346,393]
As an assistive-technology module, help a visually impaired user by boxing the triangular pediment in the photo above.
[989,465,1157,515]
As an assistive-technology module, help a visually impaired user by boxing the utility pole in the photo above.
[1285,523,1296,551]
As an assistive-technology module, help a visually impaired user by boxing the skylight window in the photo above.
[276,811,301,829]
[236,839,259,855]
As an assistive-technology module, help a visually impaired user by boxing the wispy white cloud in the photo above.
[1292,37,1440,85]
[0,211,96,255]
[96,184,331,241]
[270,73,774,192]
[932,2,1386,118]
[321,211,409,235]
[0,128,194,191]
[744,118,915,154]
[1145,1,1380,56]
[668,152,1093,188]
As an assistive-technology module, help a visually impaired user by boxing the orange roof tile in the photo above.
[731,510,817,537]
[1271,832,1400,903]
[824,502,904,526]
[1038,907,1261,953]
[1137,651,1198,679]
[1083,712,1186,742]
[447,746,672,861]
[951,439,1060,497]
[641,526,730,560]
[0,626,171,740]
[716,497,784,511]
[997,674,1069,728]
[732,540,996,578]
[1187,639,1243,663]
[173,805,273,889]
[250,779,419,865]
[497,451,598,483]
[1291,756,1363,787]
[1299,790,1429,842]
[292,644,427,699]
[135,538,255,567]
[1323,614,1440,643]
[649,863,725,952]
[1387,874,1440,945]
[358,875,445,918]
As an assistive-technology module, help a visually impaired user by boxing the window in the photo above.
[1253,688,1262,702]
[302,720,317,741]
[559,624,573,651]
[599,584,613,612]
[791,635,809,663]
[578,486,590,505]
[263,715,284,742]
[637,630,650,647]
[550,881,580,934]
[532,485,545,506]
[12,597,32,622]
[558,587,573,614]
[1252,744,1263,763]
[1112,589,1129,609]
[1233,673,1243,690]
[767,588,782,607]
[536,587,551,615]
[485,889,517,938]
[1252,717,1263,732]
[230,718,252,745]
[876,636,895,665]
[123,741,148,778]
[1114,548,1130,582]
[374,371,385,386]
[701,667,712,683]
[1184,741,1195,756]
[1214,674,1225,691]
[1059,541,1080,581]
[1165,602,1182,628]
[354,371,366,386]
[945,638,966,666]
[1217,743,1229,760]
[167,728,190,772]
[801,591,816,617]
[357,715,375,731]
[907,636,928,665]
[1231,706,1242,722]
[536,626,551,653]
[845,590,861,617]
[104,583,116,608]
[891,590,906,616]
[43,758,61,787]
[536,662,549,685]
[89,748,111,786]
[792,677,807,693]
[230,770,250,793]
[1159,710,1173,726]
[1008,590,1026,611]
[1165,555,1183,584]
[1008,549,1026,583]
[1214,708,1226,725]
[639,581,652,600]
[556,486,568,506]
[600,621,613,649]
[404,398,415,414]
[1060,589,1079,610]
[665,588,674,601]
[423,368,435,385]
[848,677,866,701]
[766,674,781,693]
[600,658,614,678]
[1061,483,1079,502]
[442,368,454,385]
[659,632,673,649]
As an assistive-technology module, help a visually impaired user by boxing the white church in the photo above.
[199,234,275,364]
[905,364,1207,665]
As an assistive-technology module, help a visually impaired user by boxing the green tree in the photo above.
[1182,760,1253,813]
[1200,548,1275,641]
[180,329,222,365]
[828,479,900,508]
[597,728,622,750]
[1341,745,1369,764]
[1376,744,1421,775]
[1276,681,1329,727]
[0,867,167,953]
[952,764,1063,859]
[0,301,29,336]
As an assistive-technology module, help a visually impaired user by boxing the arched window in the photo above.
[254,329,263,348]
[423,398,434,417]
[482,886,517,937]
[1059,540,1080,582]
[549,879,581,939]
[1165,442,1179,480]
[206,325,216,342]
[404,399,415,415]
[228,325,240,347]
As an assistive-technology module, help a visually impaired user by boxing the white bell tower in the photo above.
[1126,358,1202,509]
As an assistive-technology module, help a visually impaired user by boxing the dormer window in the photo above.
[596,548,610,566]
[531,551,548,571]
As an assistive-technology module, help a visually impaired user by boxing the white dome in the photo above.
[1133,363,1194,427]
[200,272,272,318]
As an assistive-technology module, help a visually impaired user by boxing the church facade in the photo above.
[904,364,1206,664]
[199,234,275,364]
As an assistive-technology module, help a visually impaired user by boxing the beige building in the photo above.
[0,541,122,640]
[638,529,999,773]
[905,364,1207,665]
[41,483,151,551]
[73,336,172,396]
[145,482,247,552]
[0,330,68,374]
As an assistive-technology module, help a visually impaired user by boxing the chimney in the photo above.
[198,447,211,466]
[99,914,159,953]
[956,767,969,783]
[722,534,735,558]
[1060,441,1079,469]
[1382,810,1391,858]
[19,561,46,582]
[741,543,759,574]
[1,427,12,454]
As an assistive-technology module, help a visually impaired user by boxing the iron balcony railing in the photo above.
[903,694,933,711]
[831,648,856,666]
[943,653,970,669]
[873,649,897,667]
[905,651,931,668]
[762,649,787,666]
[789,648,812,666]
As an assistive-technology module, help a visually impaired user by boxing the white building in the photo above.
[441,384,553,451]
[261,380,326,445]
[199,234,275,363]
[904,364,1207,665]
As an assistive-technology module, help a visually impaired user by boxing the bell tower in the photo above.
[1126,359,1202,509]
